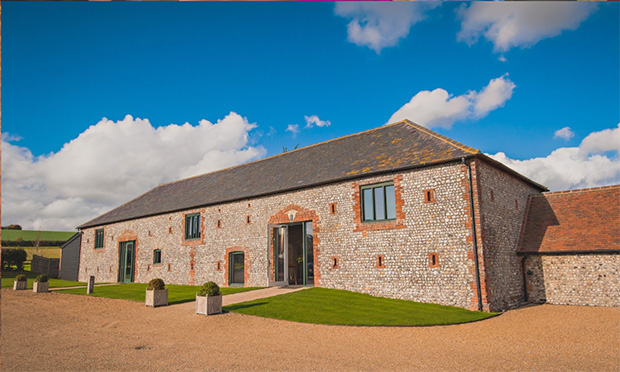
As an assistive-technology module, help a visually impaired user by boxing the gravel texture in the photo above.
[1,289,619,372]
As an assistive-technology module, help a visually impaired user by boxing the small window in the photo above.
[332,257,339,269]
[153,249,162,265]
[216,261,222,271]
[94,229,104,249]
[515,199,519,211]
[490,190,495,202]
[185,213,201,240]
[167,263,171,272]
[246,215,251,224]
[423,189,435,203]
[361,182,396,222]
[376,254,385,268]
[429,253,440,268]
[217,219,222,228]
[330,203,337,214]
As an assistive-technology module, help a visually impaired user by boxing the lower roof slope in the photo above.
[518,185,620,254]
[78,120,542,229]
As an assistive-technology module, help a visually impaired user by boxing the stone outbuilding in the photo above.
[76,120,618,311]
[518,186,620,307]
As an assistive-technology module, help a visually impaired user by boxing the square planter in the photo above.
[33,281,49,293]
[196,294,222,315]
[13,280,27,290]
[145,288,168,307]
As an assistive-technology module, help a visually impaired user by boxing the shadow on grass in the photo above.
[168,298,200,306]
[223,302,268,312]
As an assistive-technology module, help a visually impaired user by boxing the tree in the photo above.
[2,224,22,230]
[32,229,42,256]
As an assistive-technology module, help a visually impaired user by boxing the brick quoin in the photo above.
[462,160,490,312]
[268,205,321,286]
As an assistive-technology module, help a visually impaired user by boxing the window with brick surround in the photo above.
[490,190,494,202]
[216,261,222,271]
[153,249,162,265]
[361,182,396,222]
[330,203,337,214]
[429,253,440,268]
[185,213,201,240]
[94,229,104,249]
[376,255,385,268]
[332,257,339,269]
[423,189,435,203]
[217,219,222,228]
[246,215,251,224]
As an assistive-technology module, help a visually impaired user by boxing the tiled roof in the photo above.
[518,185,620,253]
[78,120,541,229]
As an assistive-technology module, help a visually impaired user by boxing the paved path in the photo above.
[173,286,308,311]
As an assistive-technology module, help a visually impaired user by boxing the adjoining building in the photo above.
[76,120,619,311]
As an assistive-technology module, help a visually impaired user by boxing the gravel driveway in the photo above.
[1,290,618,371]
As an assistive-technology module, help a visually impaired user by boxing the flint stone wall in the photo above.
[79,161,486,309]
[524,253,620,307]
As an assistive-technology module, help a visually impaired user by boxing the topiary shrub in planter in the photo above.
[145,278,168,307]
[33,274,49,293]
[196,281,222,315]
[13,274,27,290]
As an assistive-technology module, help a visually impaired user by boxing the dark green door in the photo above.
[229,252,244,285]
[118,241,135,283]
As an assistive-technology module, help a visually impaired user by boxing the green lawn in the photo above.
[224,287,496,326]
[56,283,262,305]
[1,229,76,242]
[1,270,85,289]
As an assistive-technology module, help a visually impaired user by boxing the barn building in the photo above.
[76,120,619,311]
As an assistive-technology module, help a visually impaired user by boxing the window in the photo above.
[153,249,162,265]
[361,182,396,222]
[429,253,440,268]
[94,229,104,249]
[332,257,339,269]
[185,213,201,240]
[330,203,337,214]
[423,189,435,203]
[376,254,385,268]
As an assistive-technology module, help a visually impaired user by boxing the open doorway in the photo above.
[271,221,314,286]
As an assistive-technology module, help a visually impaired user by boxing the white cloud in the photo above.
[488,124,620,191]
[388,74,515,128]
[554,127,575,141]
[334,2,436,53]
[1,112,266,231]
[498,55,507,63]
[304,115,331,129]
[458,2,598,53]
[286,124,300,137]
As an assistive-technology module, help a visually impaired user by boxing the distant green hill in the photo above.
[1,229,76,243]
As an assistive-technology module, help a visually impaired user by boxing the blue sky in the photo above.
[2,2,619,230]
